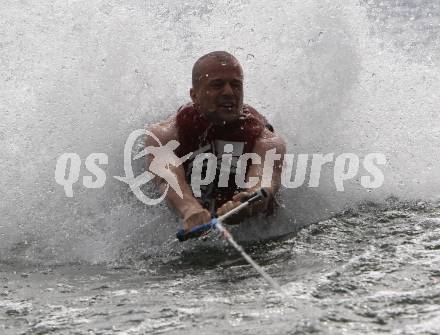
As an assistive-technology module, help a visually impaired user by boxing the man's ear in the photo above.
[190,88,198,104]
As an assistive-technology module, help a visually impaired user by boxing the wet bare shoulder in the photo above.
[254,128,286,155]
[146,116,178,144]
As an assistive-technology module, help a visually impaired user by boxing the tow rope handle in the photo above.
[176,188,269,242]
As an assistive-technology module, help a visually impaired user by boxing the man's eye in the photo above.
[210,81,223,88]
[230,80,242,88]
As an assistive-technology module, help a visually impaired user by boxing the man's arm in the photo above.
[145,118,211,230]
[216,128,286,219]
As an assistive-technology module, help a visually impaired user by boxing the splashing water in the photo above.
[2,4,438,333]
[1,200,439,334]
[0,0,439,266]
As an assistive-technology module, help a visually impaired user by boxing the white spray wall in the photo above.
[1,0,439,263]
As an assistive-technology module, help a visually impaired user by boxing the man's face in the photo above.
[190,58,244,124]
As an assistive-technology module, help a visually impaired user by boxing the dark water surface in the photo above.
[1,200,439,334]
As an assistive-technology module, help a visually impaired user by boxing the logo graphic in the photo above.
[114,129,191,205]
[54,130,387,204]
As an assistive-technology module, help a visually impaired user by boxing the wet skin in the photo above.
[190,57,244,125]
[145,54,286,230]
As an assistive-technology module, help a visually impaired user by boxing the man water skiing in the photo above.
[145,51,286,232]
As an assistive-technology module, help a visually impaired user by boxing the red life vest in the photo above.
[174,103,269,212]
[175,103,267,157]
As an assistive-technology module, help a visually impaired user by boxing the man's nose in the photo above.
[222,82,234,95]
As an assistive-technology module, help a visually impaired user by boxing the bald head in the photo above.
[189,51,244,124]
[192,51,242,88]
